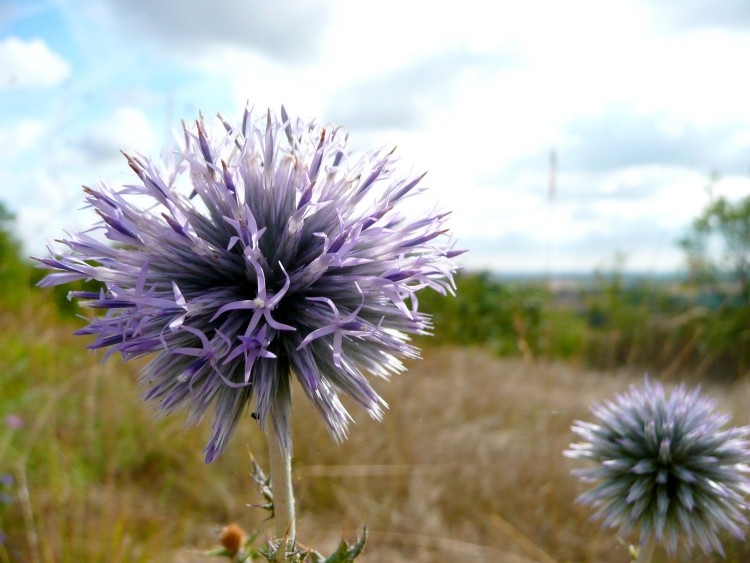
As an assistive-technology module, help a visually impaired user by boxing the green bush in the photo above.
[418,271,549,357]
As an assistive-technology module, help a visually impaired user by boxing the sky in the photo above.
[1,0,750,274]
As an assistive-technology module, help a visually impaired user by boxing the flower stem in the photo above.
[635,534,656,563]
[267,420,296,560]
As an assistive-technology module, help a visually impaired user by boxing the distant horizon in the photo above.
[466,268,688,280]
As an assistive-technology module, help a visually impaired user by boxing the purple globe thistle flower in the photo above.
[565,377,750,555]
[37,107,460,463]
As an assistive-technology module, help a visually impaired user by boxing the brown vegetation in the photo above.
[2,302,750,562]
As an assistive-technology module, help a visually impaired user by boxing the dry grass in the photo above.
[2,302,750,562]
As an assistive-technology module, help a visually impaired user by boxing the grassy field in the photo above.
[2,298,750,562]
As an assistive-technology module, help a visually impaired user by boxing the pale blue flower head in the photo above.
[565,377,750,555]
[37,107,460,462]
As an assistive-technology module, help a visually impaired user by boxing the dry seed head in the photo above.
[219,523,246,555]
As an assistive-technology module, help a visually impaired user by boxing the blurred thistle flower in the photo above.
[565,377,750,555]
[4,415,22,430]
[36,107,460,463]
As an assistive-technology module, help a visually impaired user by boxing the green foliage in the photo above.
[419,271,548,356]
[318,528,367,563]
[420,272,590,362]
[673,186,750,379]
[540,307,587,360]
[0,200,101,316]
[579,267,662,370]
[0,203,30,309]
[260,527,366,563]
[679,184,750,296]
[419,263,750,380]
[28,267,103,317]
[206,522,367,562]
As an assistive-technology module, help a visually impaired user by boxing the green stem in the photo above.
[267,420,295,561]
[635,533,656,563]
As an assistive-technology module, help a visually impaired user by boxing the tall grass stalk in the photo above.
[635,534,656,563]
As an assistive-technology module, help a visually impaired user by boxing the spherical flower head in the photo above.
[565,377,750,555]
[37,107,460,462]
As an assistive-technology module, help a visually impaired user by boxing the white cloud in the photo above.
[74,106,158,163]
[326,51,505,131]
[0,119,45,153]
[2,106,159,255]
[0,36,71,89]
[8,0,750,274]
[650,0,750,31]
[88,0,330,62]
